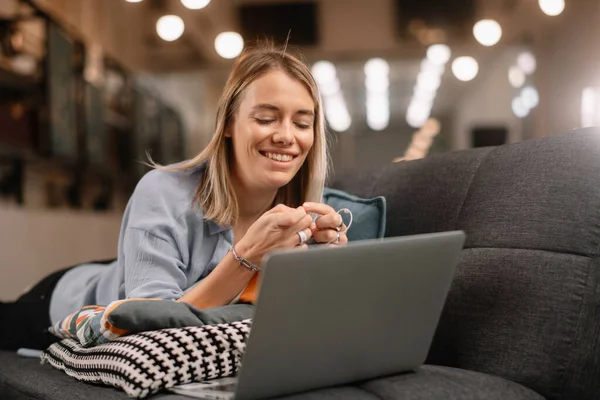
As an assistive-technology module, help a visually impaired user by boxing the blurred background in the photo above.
[0,0,597,298]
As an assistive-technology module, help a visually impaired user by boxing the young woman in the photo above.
[0,44,348,351]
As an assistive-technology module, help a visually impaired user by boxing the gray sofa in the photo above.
[1,128,599,399]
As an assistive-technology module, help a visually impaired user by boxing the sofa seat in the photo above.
[0,350,542,400]
[356,365,544,400]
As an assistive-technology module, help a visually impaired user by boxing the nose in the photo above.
[272,120,294,145]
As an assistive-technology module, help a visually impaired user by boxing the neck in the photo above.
[234,182,278,223]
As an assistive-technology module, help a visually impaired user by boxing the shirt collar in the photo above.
[207,220,230,236]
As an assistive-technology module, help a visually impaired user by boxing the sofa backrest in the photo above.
[332,128,600,400]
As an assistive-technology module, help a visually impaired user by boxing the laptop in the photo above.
[169,231,466,400]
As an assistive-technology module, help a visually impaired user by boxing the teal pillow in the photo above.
[322,187,386,241]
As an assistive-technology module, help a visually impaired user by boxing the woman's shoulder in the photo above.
[137,162,205,192]
[129,161,206,219]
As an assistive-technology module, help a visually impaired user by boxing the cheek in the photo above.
[233,125,262,154]
[247,125,273,145]
[298,132,315,152]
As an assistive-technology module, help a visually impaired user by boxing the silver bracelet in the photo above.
[230,246,261,272]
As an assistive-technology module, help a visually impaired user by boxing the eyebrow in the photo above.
[252,103,315,117]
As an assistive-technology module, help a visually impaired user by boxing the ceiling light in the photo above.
[367,118,389,132]
[325,97,352,132]
[512,97,530,118]
[318,79,341,97]
[366,95,390,131]
[156,15,185,42]
[314,61,351,132]
[416,71,442,92]
[508,66,526,88]
[521,86,540,109]
[181,0,211,10]
[406,113,429,129]
[365,58,390,131]
[539,0,565,16]
[473,19,502,46]
[125,0,143,2]
[412,89,436,105]
[328,114,352,132]
[420,59,445,76]
[366,96,389,112]
[452,56,479,82]
[406,55,446,129]
[364,58,389,76]
[517,52,537,75]
[365,74,389,93]
[214,31,244,59]
[406,102,432,128]
[312,61,337,84]
[426,44,451,65]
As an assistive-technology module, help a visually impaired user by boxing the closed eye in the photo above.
[295,123,311,130]
[255,118,275,125]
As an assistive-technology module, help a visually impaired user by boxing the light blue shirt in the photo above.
[49,164,235,325]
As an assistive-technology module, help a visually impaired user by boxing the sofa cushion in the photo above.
[359,365,544,400]
[330,148,491,238]
[323,187,386,241]
[426,248,594,399]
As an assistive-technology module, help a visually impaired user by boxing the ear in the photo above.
[224,131,232,138]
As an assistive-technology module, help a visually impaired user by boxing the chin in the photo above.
[262,171,298,191]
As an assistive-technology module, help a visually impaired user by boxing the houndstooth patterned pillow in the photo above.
[40,319,251,399]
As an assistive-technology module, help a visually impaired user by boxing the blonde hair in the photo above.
[154,43,329,227]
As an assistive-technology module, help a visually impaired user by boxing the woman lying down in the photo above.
[0,43,349,351]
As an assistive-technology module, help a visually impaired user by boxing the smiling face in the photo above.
[227,69,316,195]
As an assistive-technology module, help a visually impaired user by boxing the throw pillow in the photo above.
[41,320,251,399]
[50,299,254,348]
[322,187,386,241]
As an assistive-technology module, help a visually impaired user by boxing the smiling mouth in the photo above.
[260,151,296,162]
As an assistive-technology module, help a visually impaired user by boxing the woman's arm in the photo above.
[176,242,256,309]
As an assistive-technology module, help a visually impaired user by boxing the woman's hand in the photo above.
[302,202,349,246]
[235,204,314,265]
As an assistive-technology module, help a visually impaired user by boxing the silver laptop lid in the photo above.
[235,231,465,400]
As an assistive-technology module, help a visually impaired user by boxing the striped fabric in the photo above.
[41,320,251,398]
[50,298,162,347]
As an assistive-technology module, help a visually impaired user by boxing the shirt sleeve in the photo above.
[117,168,200,301]
[122,227,187,300]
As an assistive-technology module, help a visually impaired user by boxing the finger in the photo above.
[337,233,348,245]
[312,228,340,244]
[302,202,336,216]
[315,212,344,231]
[296,244,308,249]
[272,207,307,228]
[265,203,295,215]
[288,227,313,247]
[289,214,313,233]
